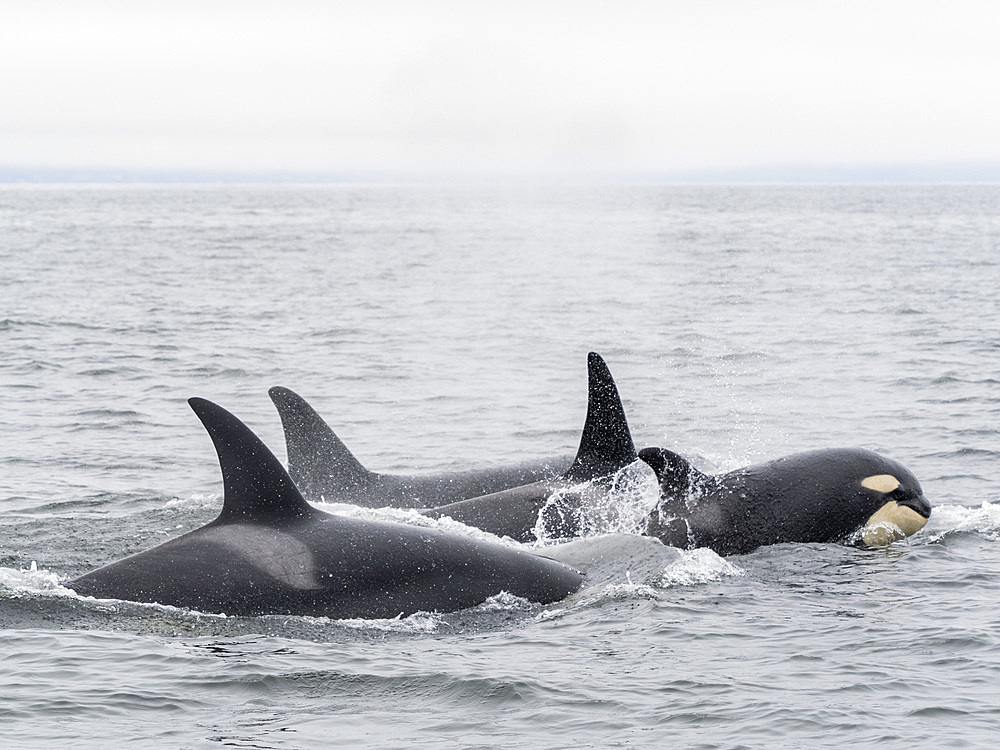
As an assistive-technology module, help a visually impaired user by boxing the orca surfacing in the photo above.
[69,399,583,618]
[269,386,572,509]
[639,446,932,555]
[423,353,638,542]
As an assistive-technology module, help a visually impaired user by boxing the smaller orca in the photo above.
[269,387,572,509]
[639,446,931,555]
[69,399,583,619]
[423,353,638,542]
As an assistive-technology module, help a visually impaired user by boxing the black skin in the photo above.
[69,398,583,619]
[422,481,598,543]
[269,385,571,509]
[422,353,637,542]
[639,447,932,556]
[269,352,637,513]
[73,352,632,616]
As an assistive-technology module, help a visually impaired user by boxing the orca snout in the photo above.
[898,491,931,520]
[860,489,931,546]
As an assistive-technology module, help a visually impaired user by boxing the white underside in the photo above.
[861,501,928,546]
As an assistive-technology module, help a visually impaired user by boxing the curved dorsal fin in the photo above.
[562,353,637,482]
[638,447,702,497]
[188,397,317,525]
[268,386,374,494]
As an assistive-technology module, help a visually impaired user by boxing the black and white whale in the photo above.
[639,446,931,555]
[269,387,572,509]
[423,353,638,542]
[69,398,583,618]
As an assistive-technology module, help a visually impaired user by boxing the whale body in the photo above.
[424,353,638,542]
[69,398,583,618]
[269,386,571,509]
[639,446,931,555]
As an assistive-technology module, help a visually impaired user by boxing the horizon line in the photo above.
[2,161,1000,185]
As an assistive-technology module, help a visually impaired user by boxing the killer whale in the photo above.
[639,446,931,555]
[423,353,638,542]
[269,386,572,509]
[69,398,583,619]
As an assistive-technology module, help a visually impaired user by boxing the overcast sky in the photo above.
[2,0,998,177]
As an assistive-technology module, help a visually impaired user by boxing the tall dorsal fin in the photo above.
[562,353,637,482]
[268,386,374,494]
[188,397,317,525]
[638,447,702,498]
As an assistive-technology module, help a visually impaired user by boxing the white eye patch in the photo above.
[861,474,901,493]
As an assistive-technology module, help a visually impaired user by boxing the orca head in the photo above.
[852,451,930,546]
[637,447,710,549]
[799,448,929,546]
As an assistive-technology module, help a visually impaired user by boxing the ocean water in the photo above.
[1,183,998,748]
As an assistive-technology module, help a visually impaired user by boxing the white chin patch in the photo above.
[861,501,928,546]
[861,474,901,493]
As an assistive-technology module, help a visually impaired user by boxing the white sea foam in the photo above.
[535,607,566,622]
[919,500,1000,542]
[658,547,746,587]
[540,571,662,616]
[314,502,522,546]
[599,574,661,601]
[531,461,660,544]
[337,611,446,633]
[474,591,536,612]
[0,561,75,597]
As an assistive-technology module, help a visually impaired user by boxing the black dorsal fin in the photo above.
[562,353,637,482]
[268,387,374,495]
[188,397,317,525]
[638,447,702,498]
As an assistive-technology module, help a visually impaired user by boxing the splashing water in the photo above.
[531,461,660,543]
[0,561,72,596]
[336,611,447,634]
[658,548,747,587]
[919,501,1000,543]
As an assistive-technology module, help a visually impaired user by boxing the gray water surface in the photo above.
[2,184,998,748]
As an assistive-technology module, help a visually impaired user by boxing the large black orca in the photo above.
[638,446,931,555]
[422,353,638,542]
[268,387,572,509]
[69,399,583,619]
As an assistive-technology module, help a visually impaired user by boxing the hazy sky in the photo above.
[2,0,998,176]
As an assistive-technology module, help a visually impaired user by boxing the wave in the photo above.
[0,533,744,636]
[923,448,1000,461]
[335,611,446,633]
[333,592,539,633]
[0,318,106,332]
[919,501,1000,543]
[541,535,747,618]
